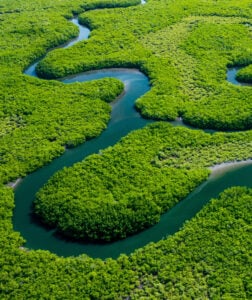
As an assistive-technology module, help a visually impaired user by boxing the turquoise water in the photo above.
[227,67,252,86]
[14,18,252,259]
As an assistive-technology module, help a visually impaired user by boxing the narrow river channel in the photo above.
[13,17,252,259]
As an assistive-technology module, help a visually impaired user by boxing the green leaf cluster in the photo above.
[237,64,252,83]
[35,1,252,130]
[0,75,124,183]
[0,0,139,184]
[35,123,252,241]
[128,186,252,299]
[0,184,251,299]
[1,0,252,298]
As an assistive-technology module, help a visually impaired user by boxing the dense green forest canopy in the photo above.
[0,0,252,298]
[1,0,252,184]
[35,123,252,241]
[1,184,252,298]
[237,64,252,83]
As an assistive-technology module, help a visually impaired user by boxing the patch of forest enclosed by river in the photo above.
[0,0,252,298]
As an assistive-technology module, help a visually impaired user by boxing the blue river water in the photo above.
[14,17,252,259]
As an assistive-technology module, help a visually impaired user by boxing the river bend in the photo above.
[14,17,252,259]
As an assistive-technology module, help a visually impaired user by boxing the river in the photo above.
[13,17,252,259]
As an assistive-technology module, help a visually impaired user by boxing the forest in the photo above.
[0,0,252,298]
[35,123,252,241]
[237,64,252,83]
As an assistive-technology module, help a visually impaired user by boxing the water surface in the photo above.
[14,17,252,259]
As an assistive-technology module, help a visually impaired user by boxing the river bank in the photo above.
[13,13,252,258]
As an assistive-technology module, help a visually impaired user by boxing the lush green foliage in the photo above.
[237,64,252,83]
[138,16,252,129]
[36,2,252,130]
[1,185,251,298]
[0,75,124,183]
[1,0,252,298]
[34,123,208,241]
[0,0,139,185]
[153,128,252,168]
[1,0,251,183]
[35,123,252,241]
[128,186,252,299]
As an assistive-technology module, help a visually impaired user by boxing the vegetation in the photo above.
[36,2,252,130]
[35,123,252,241]
[0,75,124,183]
[128,186,252,299]
[237,64,252,83]
[1,0,252,298]
[1,185,251,298]
[0,0,140,185]
[1,0,252,183]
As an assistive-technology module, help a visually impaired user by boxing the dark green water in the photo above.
[14,159,252,259]
[14,18,252,259]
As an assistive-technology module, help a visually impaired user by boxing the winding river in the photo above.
[14,17,252,259]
